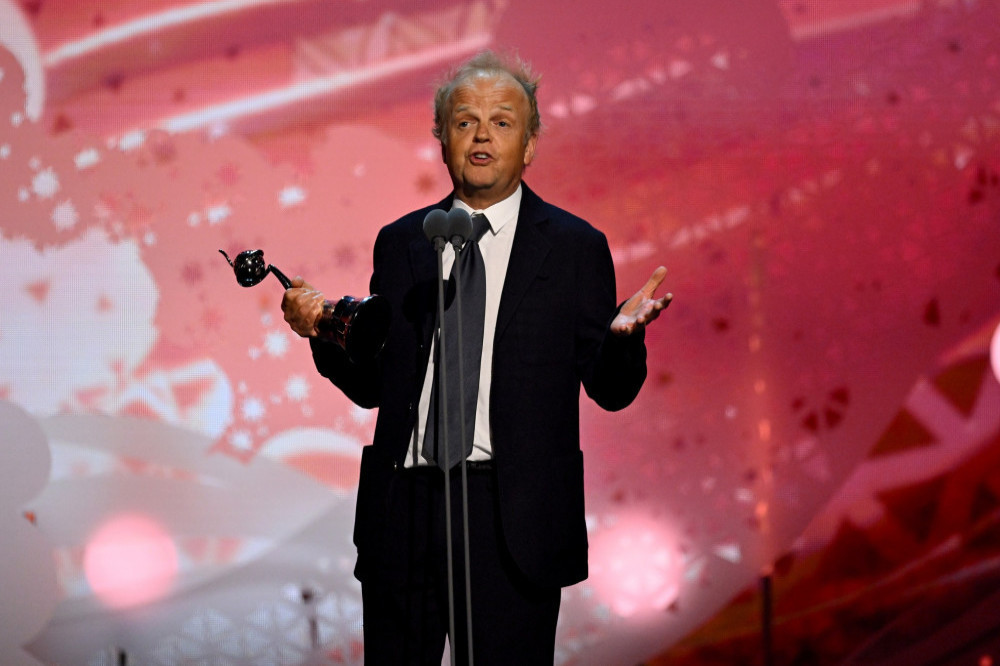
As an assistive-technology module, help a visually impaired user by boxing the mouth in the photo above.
[470,151,493,165]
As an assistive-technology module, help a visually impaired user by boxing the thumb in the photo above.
[289,276,313,290]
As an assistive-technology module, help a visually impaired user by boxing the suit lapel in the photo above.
[495,184,552,342]
[409,236,436,285]
[409,197,452,345]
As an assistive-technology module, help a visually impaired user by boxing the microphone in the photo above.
[446,208,472,249]
[424,208,476,666]
[423,209,450,249]
[424,208,473,250]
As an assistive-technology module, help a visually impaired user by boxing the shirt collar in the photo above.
[450,184,522,236]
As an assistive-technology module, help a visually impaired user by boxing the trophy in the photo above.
[220,249,390,363]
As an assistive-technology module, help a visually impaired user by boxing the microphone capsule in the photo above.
[423,208,450,241]
[446,207,472,246]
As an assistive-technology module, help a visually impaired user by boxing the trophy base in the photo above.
[317,295,391,363]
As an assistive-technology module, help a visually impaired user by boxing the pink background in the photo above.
[1,1,999,664]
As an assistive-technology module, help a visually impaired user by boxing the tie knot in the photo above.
[470,213,490,243]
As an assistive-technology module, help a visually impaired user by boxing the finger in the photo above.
[286,301,321,337]
[281,287,308,313]
[293,292,324,323]
[283,291,323,325]
[638,292,672,317]
[287,276,318,291]
[610,318,632,337]
[641,266,668,298]
[633,293,674,326]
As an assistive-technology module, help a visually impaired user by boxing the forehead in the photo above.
[447,71,529,113]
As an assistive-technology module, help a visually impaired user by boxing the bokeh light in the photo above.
[83,513,178,609]
[588,515,683,619]
[991,323,1000,388]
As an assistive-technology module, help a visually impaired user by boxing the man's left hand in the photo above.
[611,266,672,337]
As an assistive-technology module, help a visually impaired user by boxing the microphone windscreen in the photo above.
[446,207,472,243]
[423,208,449,241]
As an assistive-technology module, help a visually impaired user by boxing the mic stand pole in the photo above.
[761,573,774,666]
[432,234,477,666]
[430,237,460,666]
[449,237,475,666]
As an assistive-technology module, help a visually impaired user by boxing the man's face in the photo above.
[441,71,538,209]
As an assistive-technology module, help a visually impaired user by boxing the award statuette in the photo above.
[220,249,390,363]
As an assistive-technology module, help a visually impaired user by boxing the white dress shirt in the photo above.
[407,185,522,466]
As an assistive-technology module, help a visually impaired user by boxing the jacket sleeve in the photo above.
[307,228,390,409]
[577,229,648,412]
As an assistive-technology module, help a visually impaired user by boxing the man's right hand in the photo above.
[281,277,326,338]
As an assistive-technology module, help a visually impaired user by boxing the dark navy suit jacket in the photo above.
[310,183,648,587]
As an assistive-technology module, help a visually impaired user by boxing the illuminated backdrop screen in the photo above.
[1,0,999,664]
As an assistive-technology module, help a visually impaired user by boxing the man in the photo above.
[282,51,671,665]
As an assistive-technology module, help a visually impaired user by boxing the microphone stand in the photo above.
[429,230,476,666]
[428,233,460,666]
[448,233,476,666]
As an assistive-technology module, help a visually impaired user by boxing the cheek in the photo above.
[443,142,462,168]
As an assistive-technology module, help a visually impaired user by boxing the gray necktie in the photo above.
[423,212,491,469]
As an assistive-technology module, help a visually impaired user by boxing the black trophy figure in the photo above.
[220,249,389,363]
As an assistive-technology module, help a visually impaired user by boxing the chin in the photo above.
[460,179,497,195]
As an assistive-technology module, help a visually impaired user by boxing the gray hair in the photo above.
[432,50,541,146]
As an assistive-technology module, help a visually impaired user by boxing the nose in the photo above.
[474,122,490,141]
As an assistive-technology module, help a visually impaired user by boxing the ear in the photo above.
[440,139,447,164]
[523,133,538,166]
